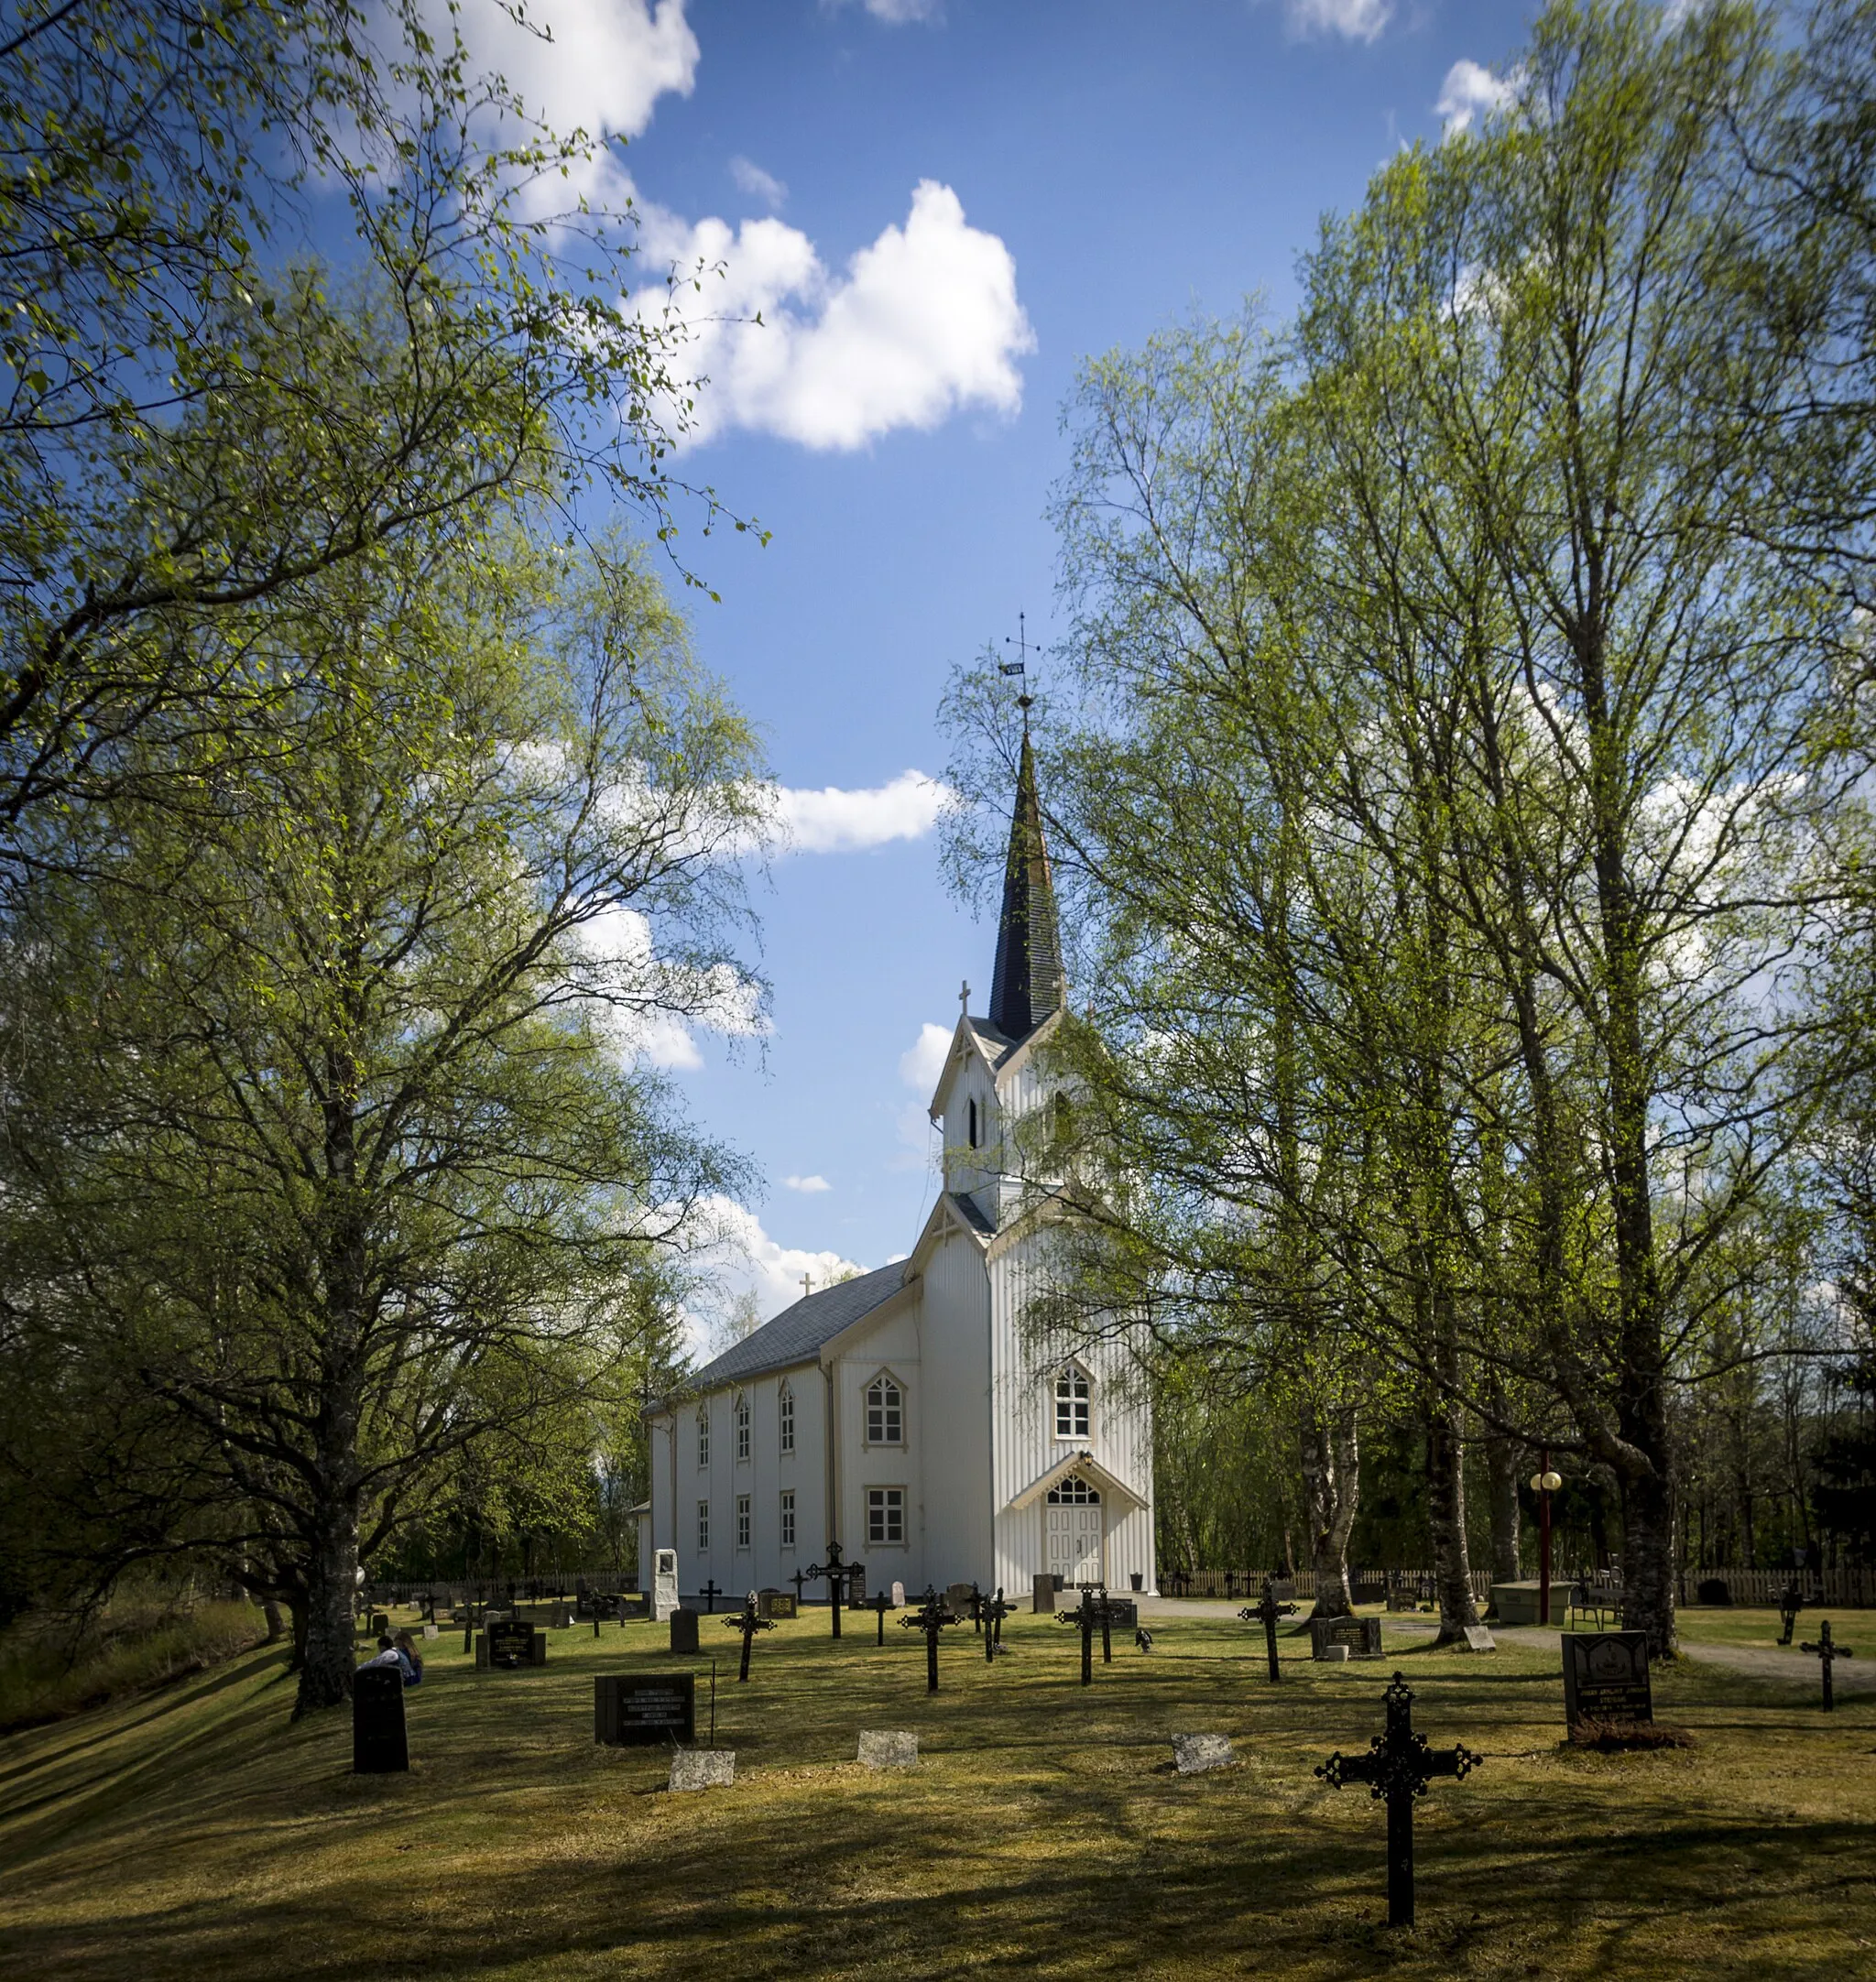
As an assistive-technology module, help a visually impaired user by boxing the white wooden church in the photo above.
[642,739,1157,1602]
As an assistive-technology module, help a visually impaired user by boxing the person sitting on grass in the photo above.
[393,1629,424,1687]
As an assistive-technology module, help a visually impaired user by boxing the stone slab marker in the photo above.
[352,1666,408,1773]
[669,1606,701,1655]
[891,1581,906,1608]
[1033,1572,1056,1615]
[669,1748,736,1793]
[652,1548,681,1624]
[1172,1734,1233,1776]
[857,1730,918,1770]
[1462,1625,1496,1653]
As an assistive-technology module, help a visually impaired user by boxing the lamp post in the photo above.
[1530,1450,1564,1626]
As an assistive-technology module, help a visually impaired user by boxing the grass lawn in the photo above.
[1,1601,1871,1979]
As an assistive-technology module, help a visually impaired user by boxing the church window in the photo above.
[780,1489,796,1549]
[779,1385,794,1454]
[866,1376,904,1446]
[696,1500,709,1551]
[1054,1365,1091,1441]
[735,1394,750,1462]
[696,1410,709,1468]
[867,1486,905,1545]
[736,1495,751,1550]
[1046,1474,1100,1505]
[968,1096,979,1149]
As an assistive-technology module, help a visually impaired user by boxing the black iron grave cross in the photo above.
[1315,1672,1481,1929]
[1057,1585,1098,1685]
[979,1586,1013,1663]
[874,1588,890,1645]
[802,1542,852,1639]
[900,1585,960,1692]
[1798,1617,1856,1710]
[791,1568,808,1614]
[700,1579,722,1616]
[970,1581,984,1633]
[1778,1577,1807,1647]
[1240,1584,1298,1683]
[723,1591,775,1683]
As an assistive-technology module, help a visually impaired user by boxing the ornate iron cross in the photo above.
[1240,1584,1298,1683]
[1315,1672,1481,1928]
[900,1585,960,1692]
[978,1586,1014,1662]
[802,1543,852,1640]
[1799,1618,1855,1711]
[1056,1585,1099,1685]
[1778,1578,1807,1647]
[723,1591,775,1683]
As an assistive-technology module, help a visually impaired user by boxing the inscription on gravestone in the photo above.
[483,1619,542,1670]
[594,1672,696,1746]
[1310,1616,1383,1661]
[757,1587,798,1620]
[1561,1631,1652,1730]
[652,1548,680,1624]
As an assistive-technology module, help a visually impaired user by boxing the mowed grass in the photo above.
[1,1602,1871,1980]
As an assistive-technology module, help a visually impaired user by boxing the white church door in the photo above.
[1045,1476,1103,1585]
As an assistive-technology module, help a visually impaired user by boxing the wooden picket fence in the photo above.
[1162,1564,1875,1607]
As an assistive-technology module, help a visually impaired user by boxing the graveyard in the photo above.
[1,1595,1871,1980]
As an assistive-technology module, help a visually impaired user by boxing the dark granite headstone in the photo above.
[353,1666,409,1772]
[1310,1615,1384,1660]
[594,1672,696,1746]
[1100,1596,1139,1629]
[1562,1630,1652,1729]
[482,1619,543,1670]
[1033,1573,1056,1615]
[846,1564,868,1608]
[757,1588,797,1620]
[1267,1578,1297,1603]
[669,1606,701,1654]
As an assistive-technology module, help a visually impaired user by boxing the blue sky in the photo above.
[440,0,1533,1334]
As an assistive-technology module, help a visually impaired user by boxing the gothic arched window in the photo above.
[968,1095,979,1149]
[778,1383,795,1455]
[735,1393,750,1463]
[696,1409,709,1468]
[866,1374,904,1446]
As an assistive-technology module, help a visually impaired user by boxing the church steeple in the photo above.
[987,729,1063,1040]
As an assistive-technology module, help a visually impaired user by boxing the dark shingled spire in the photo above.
[988,730,1063,1040]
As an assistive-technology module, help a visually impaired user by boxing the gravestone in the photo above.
[352,1665,409,1773]
[1319,1644,1350,1662]
[1172,1733,1233,1776]
[422,1623,439,1641]
[1561,1630,1653,1731]
[845,1564,867,1608]
[479,1619,544,1670]
[652,1548,680,1624]
[757,1587,798,1620]
[1462,1625,1497,1653]
[616,1592,649,1621]
[1267,1578,1296,1602]
[669,1606,701,1655]
[1310,1616,1383,1661]
[594,1672,696,1746]
[857,1730,918,1770]
[669,1748,736,1793]
[946,1581,975,1615]
[1032,1572,1056,1615]
[891,1581,906,1608]
[1100,1596,1140,1630]
[1490,1580,1547,1626]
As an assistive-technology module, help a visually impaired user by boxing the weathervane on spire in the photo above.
[1001,611,1037,724]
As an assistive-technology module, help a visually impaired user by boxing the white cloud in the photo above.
[728,155,788,211]
[778,770,950,854]
[1286,0,1392,41]
[638,180,1034,450]
[573,902,767,1070]
[450,0,698,140]
[899,1020,952,1095]
[691,1196,867,1336]
[1435,59,1516,136]
[827,0,943,20]
[783,1173,832,1193]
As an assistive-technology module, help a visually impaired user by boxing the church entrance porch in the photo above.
[1046,1476,1103,1585]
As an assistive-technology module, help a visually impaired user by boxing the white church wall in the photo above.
[827,1298,924,1591]
[915,1236,994,1589]
[939,1042,1001,1214]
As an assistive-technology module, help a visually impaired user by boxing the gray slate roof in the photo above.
[688,1259,907,1392]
